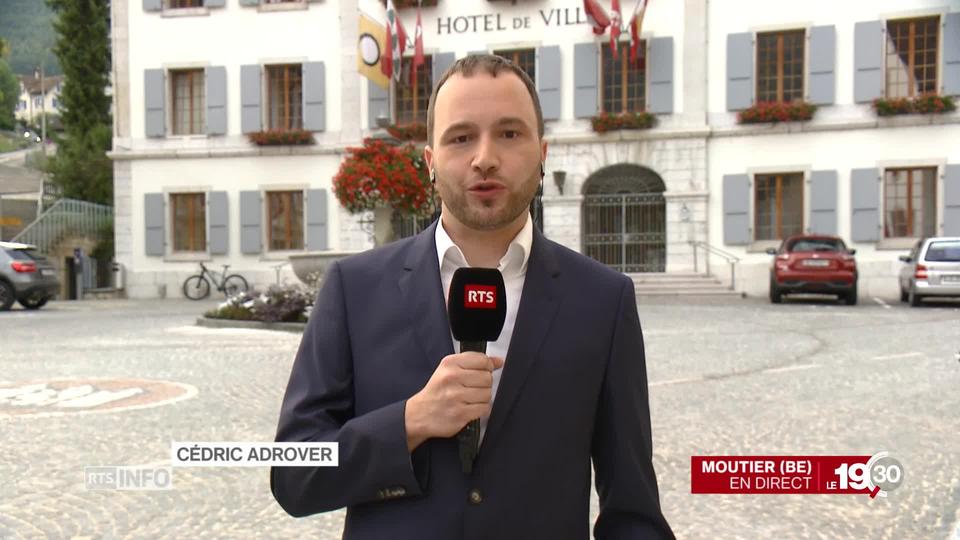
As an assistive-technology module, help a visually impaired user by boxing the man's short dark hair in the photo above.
[426,54,545,147]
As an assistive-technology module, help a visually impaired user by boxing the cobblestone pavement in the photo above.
[0,295,958,539]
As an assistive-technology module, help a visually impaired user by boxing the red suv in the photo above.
[767,235,858,305]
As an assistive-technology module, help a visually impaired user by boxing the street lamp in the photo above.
[33,63,47,155]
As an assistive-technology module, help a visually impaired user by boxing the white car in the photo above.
[898,237,960,307]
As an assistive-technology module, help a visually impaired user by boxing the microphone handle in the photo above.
[458,340,486,473]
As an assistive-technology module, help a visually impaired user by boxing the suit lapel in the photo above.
[398,220,455,372]
[480,227,562,456]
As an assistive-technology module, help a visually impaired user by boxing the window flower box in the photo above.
[872,95,956,116]
[386,123,427,142]
[590,111,656,134]
[736,101,817,124]
[380,0,437,8]
[248,129,316,146]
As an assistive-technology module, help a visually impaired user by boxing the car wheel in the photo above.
[769,279,783,304]
[0,281,14,311]
[844,284,858,306]
[18,296,49,310]
[908,287,923,307]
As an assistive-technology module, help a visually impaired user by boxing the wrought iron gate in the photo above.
[583,193,666,273]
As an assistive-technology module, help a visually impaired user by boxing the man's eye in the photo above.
[451,135,470,144]
[503,130,519,139]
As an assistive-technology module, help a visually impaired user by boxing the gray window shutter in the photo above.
[944,13,960,96]
[648,37,674,114]
[144,69,165,138]
[240,65,262,134]
[854,21,883,103]
[144,193,165,256]
[239,0,259,5]
[808,26,836,105]
[468,50,487,56]
[302,61,326,132]
[537,46,561,121]
[305,189,328,251]
[723,174,750,245]
[726,32,753,111]
[240,191,262,254]
[368,80,390,129]
[208,191,229,255]
[850,168,880,242]
[944,165,960,236]
[143,0,162,11]
[433,53,456,85]
[573,42,599,118]
[205,0,225,7]
[206,66,227,136]
[809,170,838,235]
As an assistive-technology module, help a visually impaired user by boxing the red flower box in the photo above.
[386,123,427,142]
[248,129,316,146]
[333,138,435,217]
[590,111,656,134]
[872,95,956,116]
[737,101,817,124]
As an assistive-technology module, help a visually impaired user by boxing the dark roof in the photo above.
[18,75,66,96]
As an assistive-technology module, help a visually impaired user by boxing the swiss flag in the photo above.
[583,0,610,36]
[412,3,424,85]
[610,0,622,59]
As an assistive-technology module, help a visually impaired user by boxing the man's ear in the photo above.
[540,139,548,166]
[423,145,434,174]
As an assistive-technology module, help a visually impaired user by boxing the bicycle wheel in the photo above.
[183,275,211,300]
[223,275,249,298]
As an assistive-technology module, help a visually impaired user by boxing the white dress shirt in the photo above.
[435,213,533,444]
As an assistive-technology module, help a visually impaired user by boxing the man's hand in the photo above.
[404,352,504,452]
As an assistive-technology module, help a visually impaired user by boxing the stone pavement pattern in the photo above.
[0,296,958,539]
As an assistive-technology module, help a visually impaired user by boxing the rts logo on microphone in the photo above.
[464,285,497,309]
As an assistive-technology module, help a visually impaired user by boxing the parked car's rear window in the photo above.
[5,248,43,262]
[786,239,845,252]
[924,241,960,262]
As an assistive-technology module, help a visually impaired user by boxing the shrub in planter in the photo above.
[204,283,318,323]
[737,101,817,124]
[386,123,427,142]
[872,95,956,116]
[590,111,656,133]
[248,129,316,146]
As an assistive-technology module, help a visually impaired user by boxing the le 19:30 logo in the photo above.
[832,452,904,498]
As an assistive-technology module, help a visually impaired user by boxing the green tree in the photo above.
[0,58,19,130]
[0,36,10,58]
[44,0,112,204]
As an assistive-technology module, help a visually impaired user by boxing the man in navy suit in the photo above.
[271,54,674,539]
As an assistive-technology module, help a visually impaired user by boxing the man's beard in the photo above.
[436,170,540,231]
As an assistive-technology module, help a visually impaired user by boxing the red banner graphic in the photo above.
[691,455,887,497]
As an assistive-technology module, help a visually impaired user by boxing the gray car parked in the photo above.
[0,241,60,311]
[898,237,960,307]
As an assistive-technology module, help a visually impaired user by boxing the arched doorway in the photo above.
[582,164,666,273]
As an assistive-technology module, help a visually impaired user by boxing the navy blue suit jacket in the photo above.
[271,220,673,539]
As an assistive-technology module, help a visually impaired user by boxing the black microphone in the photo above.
[447,267,507,473]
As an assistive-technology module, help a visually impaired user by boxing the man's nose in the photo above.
[471,134,500,178]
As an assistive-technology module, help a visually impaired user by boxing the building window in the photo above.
[167,0,203,7]
[493,48,536,82]
[19,100,26,110]
[266,64,303,131]
[601,42,645,114]
[52,98,59,109]
[171,193,206,252]
[883,167,937,238]
[267,190,304,251]
[885,16,939,98]
[756,30,804,103]
[34,96,42,107]
[395,55,432,125]
[170,69,204,135]
[754,173,803,241]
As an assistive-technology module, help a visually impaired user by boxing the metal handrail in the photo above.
[689,241,741,290]
[11,198,113,255]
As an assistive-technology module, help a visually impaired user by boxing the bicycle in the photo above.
[182,263,249,300]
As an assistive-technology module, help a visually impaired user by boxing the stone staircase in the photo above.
[626,272,743,297]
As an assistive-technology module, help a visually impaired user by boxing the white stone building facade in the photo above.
[109,0,960,299]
